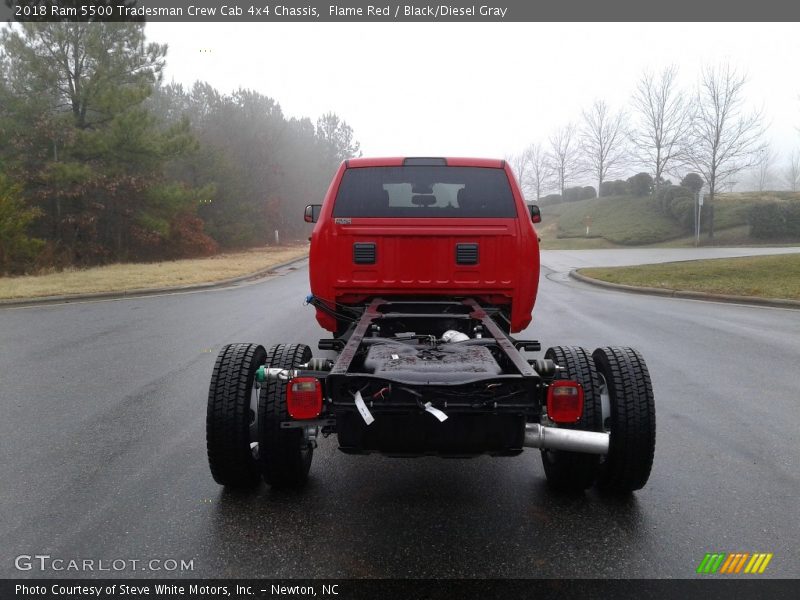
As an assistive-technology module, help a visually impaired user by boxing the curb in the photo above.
[0,254,309,309]
[569,269,800,310]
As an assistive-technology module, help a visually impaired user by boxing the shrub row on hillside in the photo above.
[540,186,597,204]
[750,202,800,239]
[598,173,658,197]
[656,186,694,231]
[654,184,713,233]
[599,180,630,196]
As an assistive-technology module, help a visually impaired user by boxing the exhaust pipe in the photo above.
[524,423,609,455]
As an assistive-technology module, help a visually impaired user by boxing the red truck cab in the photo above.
[308,157,540,333]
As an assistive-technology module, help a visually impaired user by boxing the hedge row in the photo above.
[750,202,800,239]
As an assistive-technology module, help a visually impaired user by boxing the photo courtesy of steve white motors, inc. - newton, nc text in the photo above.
[2,0,800,599]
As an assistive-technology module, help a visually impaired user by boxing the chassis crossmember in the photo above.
[263,297,608,458]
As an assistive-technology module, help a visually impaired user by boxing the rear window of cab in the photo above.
[332,166,517,218]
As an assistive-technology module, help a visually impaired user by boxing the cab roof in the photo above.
[344,157,505,168]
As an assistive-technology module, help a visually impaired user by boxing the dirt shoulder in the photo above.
[0,245,309,301]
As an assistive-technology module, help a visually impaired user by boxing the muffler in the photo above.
[523,423,609,455]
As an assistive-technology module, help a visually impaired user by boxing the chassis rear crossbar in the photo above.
[278,417,609,455]
[261,371,608,454]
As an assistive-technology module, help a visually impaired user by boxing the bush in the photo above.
[600,180,630,197]
[627,172,654,196]
[541,193,562,204]
[168,213,219,258]
[656,185,696,231]
[680,173,704,195]
[750,202,800,239]
[564,186,596,202]
[0,174,45,274]
[670,196,696,231]
[655,176,672,189]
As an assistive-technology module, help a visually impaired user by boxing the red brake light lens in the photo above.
[286,377,323,419]
[546,380,584,424]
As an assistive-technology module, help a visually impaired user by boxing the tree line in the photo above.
[508,64,799,238]
[0,21,360,274]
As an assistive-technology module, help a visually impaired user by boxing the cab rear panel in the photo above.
[309,158,539,333]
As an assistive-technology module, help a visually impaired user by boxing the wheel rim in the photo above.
[598,372,611,432]
[598,372,611,466]
[249,381,260,459]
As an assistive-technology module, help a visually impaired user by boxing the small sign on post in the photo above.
[695,188,705,246]
[584,215,592,237]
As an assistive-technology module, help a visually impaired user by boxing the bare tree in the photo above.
[508,149,532,197]
[684,63,765,238]
[630,66,693,193]
[526,142,550,202]
[581,100,627,197]
[510,143,550,202]
[750,144,775,192]
[783,149,800,192]
[548,124,582,197]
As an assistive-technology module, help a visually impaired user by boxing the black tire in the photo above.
[258,343,315,487]
[206,343,266,488]
[540,346,603,491]
[592,347,656,493]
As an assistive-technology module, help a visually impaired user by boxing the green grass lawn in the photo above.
[544,194,684,245]
[580,253,800,300]
[713,191,800,230]
[536,191,800,249]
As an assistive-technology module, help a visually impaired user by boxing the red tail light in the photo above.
[286,377,323,419]
[546,380,584,424]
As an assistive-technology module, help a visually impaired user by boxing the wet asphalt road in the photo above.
[1,250,799,579]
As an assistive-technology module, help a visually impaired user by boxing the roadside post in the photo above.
[695,188,705,246]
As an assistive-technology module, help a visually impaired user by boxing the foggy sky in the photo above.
[147,22,800,184]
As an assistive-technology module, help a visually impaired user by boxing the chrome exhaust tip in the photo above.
[523,423,609,455]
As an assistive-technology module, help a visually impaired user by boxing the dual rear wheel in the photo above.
[206,342,655,493]
[541,345,656,493]
[206,342,314,489]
